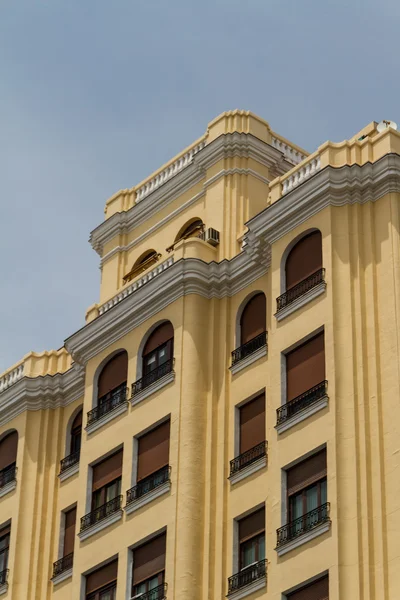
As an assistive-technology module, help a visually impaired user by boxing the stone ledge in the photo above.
[0,479,16,499]
[131,372,175,407]
[227,576,266,600]
[275,396,329,434]
[229,457,267,485]
[85,402,128,434]
[125,481,171,515]
[230,346,267,375]
[78,510,123,541]
[275,521,331,557]
[275,282,326,322]
[51,567,73,585]
[58,462,79,482]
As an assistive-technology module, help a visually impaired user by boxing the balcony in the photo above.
[229,442,267,483]
[86,383,128,431]
[275,269,326,320]
[131,359,174,403]
[227,559,267,597]
[230,332,267,374]
[79,496,123,539]
[52,552,73,580]
[131,582,167,600]
[0,464,16,489]
[276,381,328,433]
[276,503,330,555]
[59,451,80,475]
[127,465,171,506]
[0,569,8,587]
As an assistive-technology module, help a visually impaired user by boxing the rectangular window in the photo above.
[239,393,265,454]
[0,525,10,575]
[86,559,118,600]
[131,533,166,598]
[286,332,325,401]
[238,508,265,570]
[287,449,327,522]
[287,574,329,600]
[137,422,170,482]
[92,450,123,509]
[63,507,77,557]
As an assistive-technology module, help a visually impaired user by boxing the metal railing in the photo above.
[276,503,330,547]
[123,253,162,283]
[132,359,174,396]
[60,451,80,474]
[0,569,8,586]
[227,559,267,595]
[276,268,325,312]
[276,381,328,426]
[231,332,267,366]
[87,383,127,426]
[127,466,171,504]
[80,496,123,532]
[229,442,267,477]
[131,582,167,600]
[0,464,16,489]
[52,552,73,578]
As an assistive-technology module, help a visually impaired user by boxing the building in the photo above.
[0,110,399,600]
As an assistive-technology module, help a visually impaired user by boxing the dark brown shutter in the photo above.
[143,323,174,356]
[137,421,170,481]
[240,394,265,454]
[71,410,82,430]
[98,352,128,398]
[239,507,265,543]
[133,533,166,585]
[0,525,10,538]
[92,450,123,492]
[286,332,325,401]
[86,559,118,595]
[0,432,18,470]
[286,231,322,290]
[287,449,327,496]
[240,294,266,344]
[288,575,329,600]
[63,507,77,556]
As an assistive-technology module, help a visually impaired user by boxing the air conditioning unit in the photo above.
[199,227,220,247]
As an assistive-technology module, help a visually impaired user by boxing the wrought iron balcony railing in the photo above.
[0,569,8,586]
[0,464,16,489]
[276,268,325,312]
[52,552,74,578]
[127,465,171,504]
[276,503,330,547]
[132,359,174,396]
[227,559,267,595]
[231,332,267,366]
[59,451,80,474]
[276,381,328,426]
[131,582,167,600]
[80,495,123,532]
[229,442,267,477]
[87,383,127,426]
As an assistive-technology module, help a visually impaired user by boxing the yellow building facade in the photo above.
[0,111,399,600]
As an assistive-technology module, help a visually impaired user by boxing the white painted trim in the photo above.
[275,396,329,434]
[85,402,128,434]
[52,568,73,585]
[275,521,331,556]
[229,456,267,485]
[58,462,79,482]
[77,510,123,541]
[124,481,171,515]
[131,372,175,407]
[275,282,326,321]
[0,479,16,499]
[0,583,7,596]
[227,576,267,600]
[230,346,267,375]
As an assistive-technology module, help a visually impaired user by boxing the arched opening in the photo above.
[70,409,83,455]
[0,431,18,488]
[97,351,128,406]
[232,293,267,366]
[123,250,161,284]
[134,322,174,394]
[167,218,204,252]
[285,230,322,290]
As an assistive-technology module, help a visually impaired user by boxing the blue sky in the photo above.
[0,0,399,372]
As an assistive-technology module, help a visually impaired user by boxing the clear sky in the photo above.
[0,0,399,372]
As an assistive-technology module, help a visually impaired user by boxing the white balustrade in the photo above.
[282,156,321,194]
[0,363,24,393]
[271,137,307,165]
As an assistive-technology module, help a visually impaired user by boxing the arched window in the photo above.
[98,351,128,404]
[240,293,266,345]
[175,219,204,242]
[70,409,83,455]
[285,231,322,290]
[123,250,161,284]
[0,431,18,488]
[60,409,83,474]
[143,322,174,377]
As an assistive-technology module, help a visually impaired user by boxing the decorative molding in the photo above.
[275,521,331,557]
[229,346,267,375]
[58,463,79,482]
[275,282,327,321]
[282,156,321,194]
[124,481,171,515]
[227,577,266,600]
[0,363,24,393]
[0,582,7,596]
[229,457,267,485]
[275,396,329,434]
[131,372,175,408]
[84,402,128,434]
[78,510,123,541]
[0,479,16,499]
[51,568,73,585]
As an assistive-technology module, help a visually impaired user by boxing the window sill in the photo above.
[275,396,329,434]
[229,457,267,485]
[0,479,16,499]
[230,346,267,375]
[85,402,128,434]
[58,462,79,482]
[275,520,331,556]
[0,583,7,596]
[51,568,73,585]
[227,576,266,600]
[275,281,326,322]
[131,371,175,407]
[78,509,123,541]
[125,481,171,515]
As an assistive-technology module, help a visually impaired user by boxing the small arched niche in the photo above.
[283,230,322,292]
[123,250,161,284]
[237,292,267,347]
[97,350,128,406]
